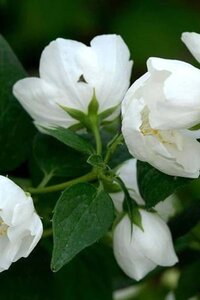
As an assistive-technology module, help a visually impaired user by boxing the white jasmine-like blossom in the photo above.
[13,34,132,130]
[113,211,178,281]
[122,57,200,178]
[0,176,43,272]
[110,158,177,221]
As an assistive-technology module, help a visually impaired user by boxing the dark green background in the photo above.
[1,0,200,78]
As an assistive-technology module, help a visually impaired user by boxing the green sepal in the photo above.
[189,123,200,131]
[59,90,119,131]
[102,181,121,193]
[68,122,84,132]
[112,212,126,230]
[60,105,86,123]
[99,104,119,121]
[88,90,99,116]
[131,208,144,231]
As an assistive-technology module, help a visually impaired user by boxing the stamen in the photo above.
[0,219,8,236]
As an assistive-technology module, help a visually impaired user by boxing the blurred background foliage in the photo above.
[1,0,200,78]
[1,0,200,299]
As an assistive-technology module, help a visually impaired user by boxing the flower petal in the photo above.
[11,213,43,261]
[0,176,32,226]
[39,38,93,112]
[113,215,156,281]
[88,35,133,112]
[146,58,200,129]
[110,159,144,212]
[13,77,77,129]
[136,210,178,266]
[155,195,177,222]
[181,32,200,63]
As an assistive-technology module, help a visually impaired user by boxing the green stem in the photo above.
[92,122,102,155]
[26,170,97,194]
[104,133,123,164]
[37,172,54,188]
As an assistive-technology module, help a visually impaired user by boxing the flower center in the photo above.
[140,107,166,142]
[140,107,182,150]
[0,219,8,237]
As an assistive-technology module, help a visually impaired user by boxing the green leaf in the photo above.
[137,161,191,208]
[47,127,95,155]
[33,133,90,178]
[0,35,35,171]
[169,200,200,240]
[55,245,113,300]
[175,259,200,300]
[52,183,114,272]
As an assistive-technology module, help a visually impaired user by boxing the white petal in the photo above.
[122,97,150,161]
[11,213,43,261]
[11,197,34,226]
[155,194,177,222]
[181,32,200,63]
[121,72,150,117]
[146,58,200,129]
[0,236,15,271]
[136,210,178,266]
[13,78,77,129]
[166,131,200,177]
[109,191,124,212]
[0,176,33,226]
[88,35,133,112]
[39,38,93,112]
[113,215,156,281]
[110,159,144,212]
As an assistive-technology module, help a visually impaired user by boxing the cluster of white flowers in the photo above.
[9,32,200,279]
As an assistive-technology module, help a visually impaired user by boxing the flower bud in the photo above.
[13,35,132,131]
[0,176,43,271]
[113,211,178,281]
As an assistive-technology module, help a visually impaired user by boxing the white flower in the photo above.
[0,176,43,272]
[13,35,132,130]
[122,57,200,178]
[113,211,178,281]
[110,158,177,221]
